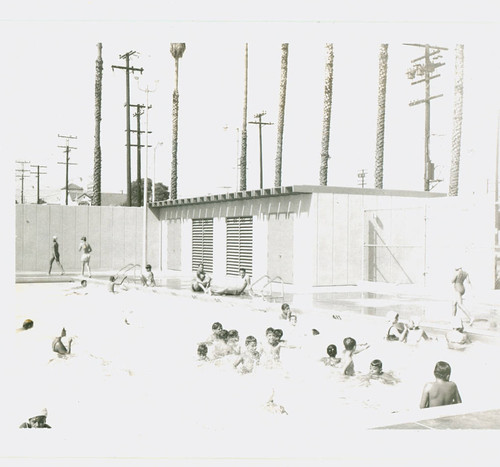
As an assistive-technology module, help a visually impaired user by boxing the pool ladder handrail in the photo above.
[114,263,143,284]
[250,274,285,301]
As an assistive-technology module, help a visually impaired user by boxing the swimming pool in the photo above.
[10,281,500,457]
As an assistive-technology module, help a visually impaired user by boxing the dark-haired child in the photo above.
[420,361,462,408]
[321,344,341,367]
[107,275,127,293]
[341,337,370,376]
[234,336,260,374]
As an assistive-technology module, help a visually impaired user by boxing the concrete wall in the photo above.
[16,205,160,273]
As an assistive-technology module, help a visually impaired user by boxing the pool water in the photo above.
[10,282,500,456]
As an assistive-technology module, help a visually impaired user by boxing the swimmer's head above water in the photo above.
[370,359,383,375]
[326,344,337,358]
[434,361,451,381]
[343,337,357,351]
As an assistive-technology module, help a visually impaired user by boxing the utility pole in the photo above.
[404,43,448,191]
[249,111,273,189]
[16,160,30,204]
[130,103,151,206]
[57,134,77,205]
[112,51,143,207]
[357,169,367,188]
[30,164,47,204]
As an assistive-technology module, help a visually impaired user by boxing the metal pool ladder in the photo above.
[114,263,143,284]
[250,275,285,301]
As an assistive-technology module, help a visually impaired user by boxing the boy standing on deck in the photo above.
[420,361,462,408]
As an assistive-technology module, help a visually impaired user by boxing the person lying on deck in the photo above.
[207,268,251,296]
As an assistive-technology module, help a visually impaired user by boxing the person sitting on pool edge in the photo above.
[208,268,251,296]
[420,361,462,409]
[141,264,156,287]
[192,263,211,293]
[406,316,430,344]
[385,311,408,342]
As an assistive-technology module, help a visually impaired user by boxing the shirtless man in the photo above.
[78,236,92,277]
[208,268,251,296]
[420,361,462,408]
[192,263,211,292]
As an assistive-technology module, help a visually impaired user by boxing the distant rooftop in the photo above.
[150,185,447,208]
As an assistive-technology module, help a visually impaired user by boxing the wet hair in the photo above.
[22,319,34,330]
[434,361,451,381]
[326,344,337,358]
[109,276,116,282]
[197,343,208,357]
[219,329,229,343]
[265,327,275,336]
[80,280,87,287]
[370,359,383,370]
[212,322,223,331]
[273,329,283,339]
[228,329,239,340]
[312,329,320,336]
[146,264,152,270]
[281,303,290,311]
[343,337,357,351]
[81,236,86,241]
[245,335,257,346]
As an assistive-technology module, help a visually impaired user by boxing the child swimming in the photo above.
[320,344,341,367]
[233,336,260,374]
[359,359,400,386]
[341,337,370,376]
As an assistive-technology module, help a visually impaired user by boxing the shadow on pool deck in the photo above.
[373,408,500,430]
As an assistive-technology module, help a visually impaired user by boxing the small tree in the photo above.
[131,178,169,205]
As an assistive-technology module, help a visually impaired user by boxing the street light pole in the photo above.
[153,141,163,203]
[136,78,158,267]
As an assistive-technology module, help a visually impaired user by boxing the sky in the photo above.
[3,2,500,204]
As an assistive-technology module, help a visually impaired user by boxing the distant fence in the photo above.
[15,204,160,273]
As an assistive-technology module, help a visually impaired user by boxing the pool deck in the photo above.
[15,270,500,430]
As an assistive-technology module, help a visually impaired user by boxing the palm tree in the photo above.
[240,43,249,191]
[319,44,334,186]
[275,43,289,187]
[375,44,389,189]
[170,43,186,200]
[92,42,103,206]
[449,44,464,196]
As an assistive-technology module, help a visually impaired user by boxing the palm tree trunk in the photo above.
[240,43,249,191]
[274,43,289,188]
[319,44,334,186]
[448,44,464,196]
[171,87,179,200]
[170,43,186,201]
[375,44,389,189]
[92,43,103,206]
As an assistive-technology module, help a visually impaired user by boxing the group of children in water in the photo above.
[196,302,465,412]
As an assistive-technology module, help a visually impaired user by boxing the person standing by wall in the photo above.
[78,236,92,278]
[48,236,64,275]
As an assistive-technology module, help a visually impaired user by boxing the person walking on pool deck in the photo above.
[451,266,474,324]
[78,236,92,277]
[420,361,462,409]
[48,236,65,275]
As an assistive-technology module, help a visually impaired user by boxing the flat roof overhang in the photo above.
[150,185,447,208]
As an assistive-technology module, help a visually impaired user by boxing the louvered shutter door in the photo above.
[226,216,253,276]
[192,218,213,273]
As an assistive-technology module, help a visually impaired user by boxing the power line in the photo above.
[57,134,78,205]
[30,164,47,204]
[404,43,448,191]
[112,51,144,207]
[249,111,274,189]
[16,160,31,204]
[130,103,152,206]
